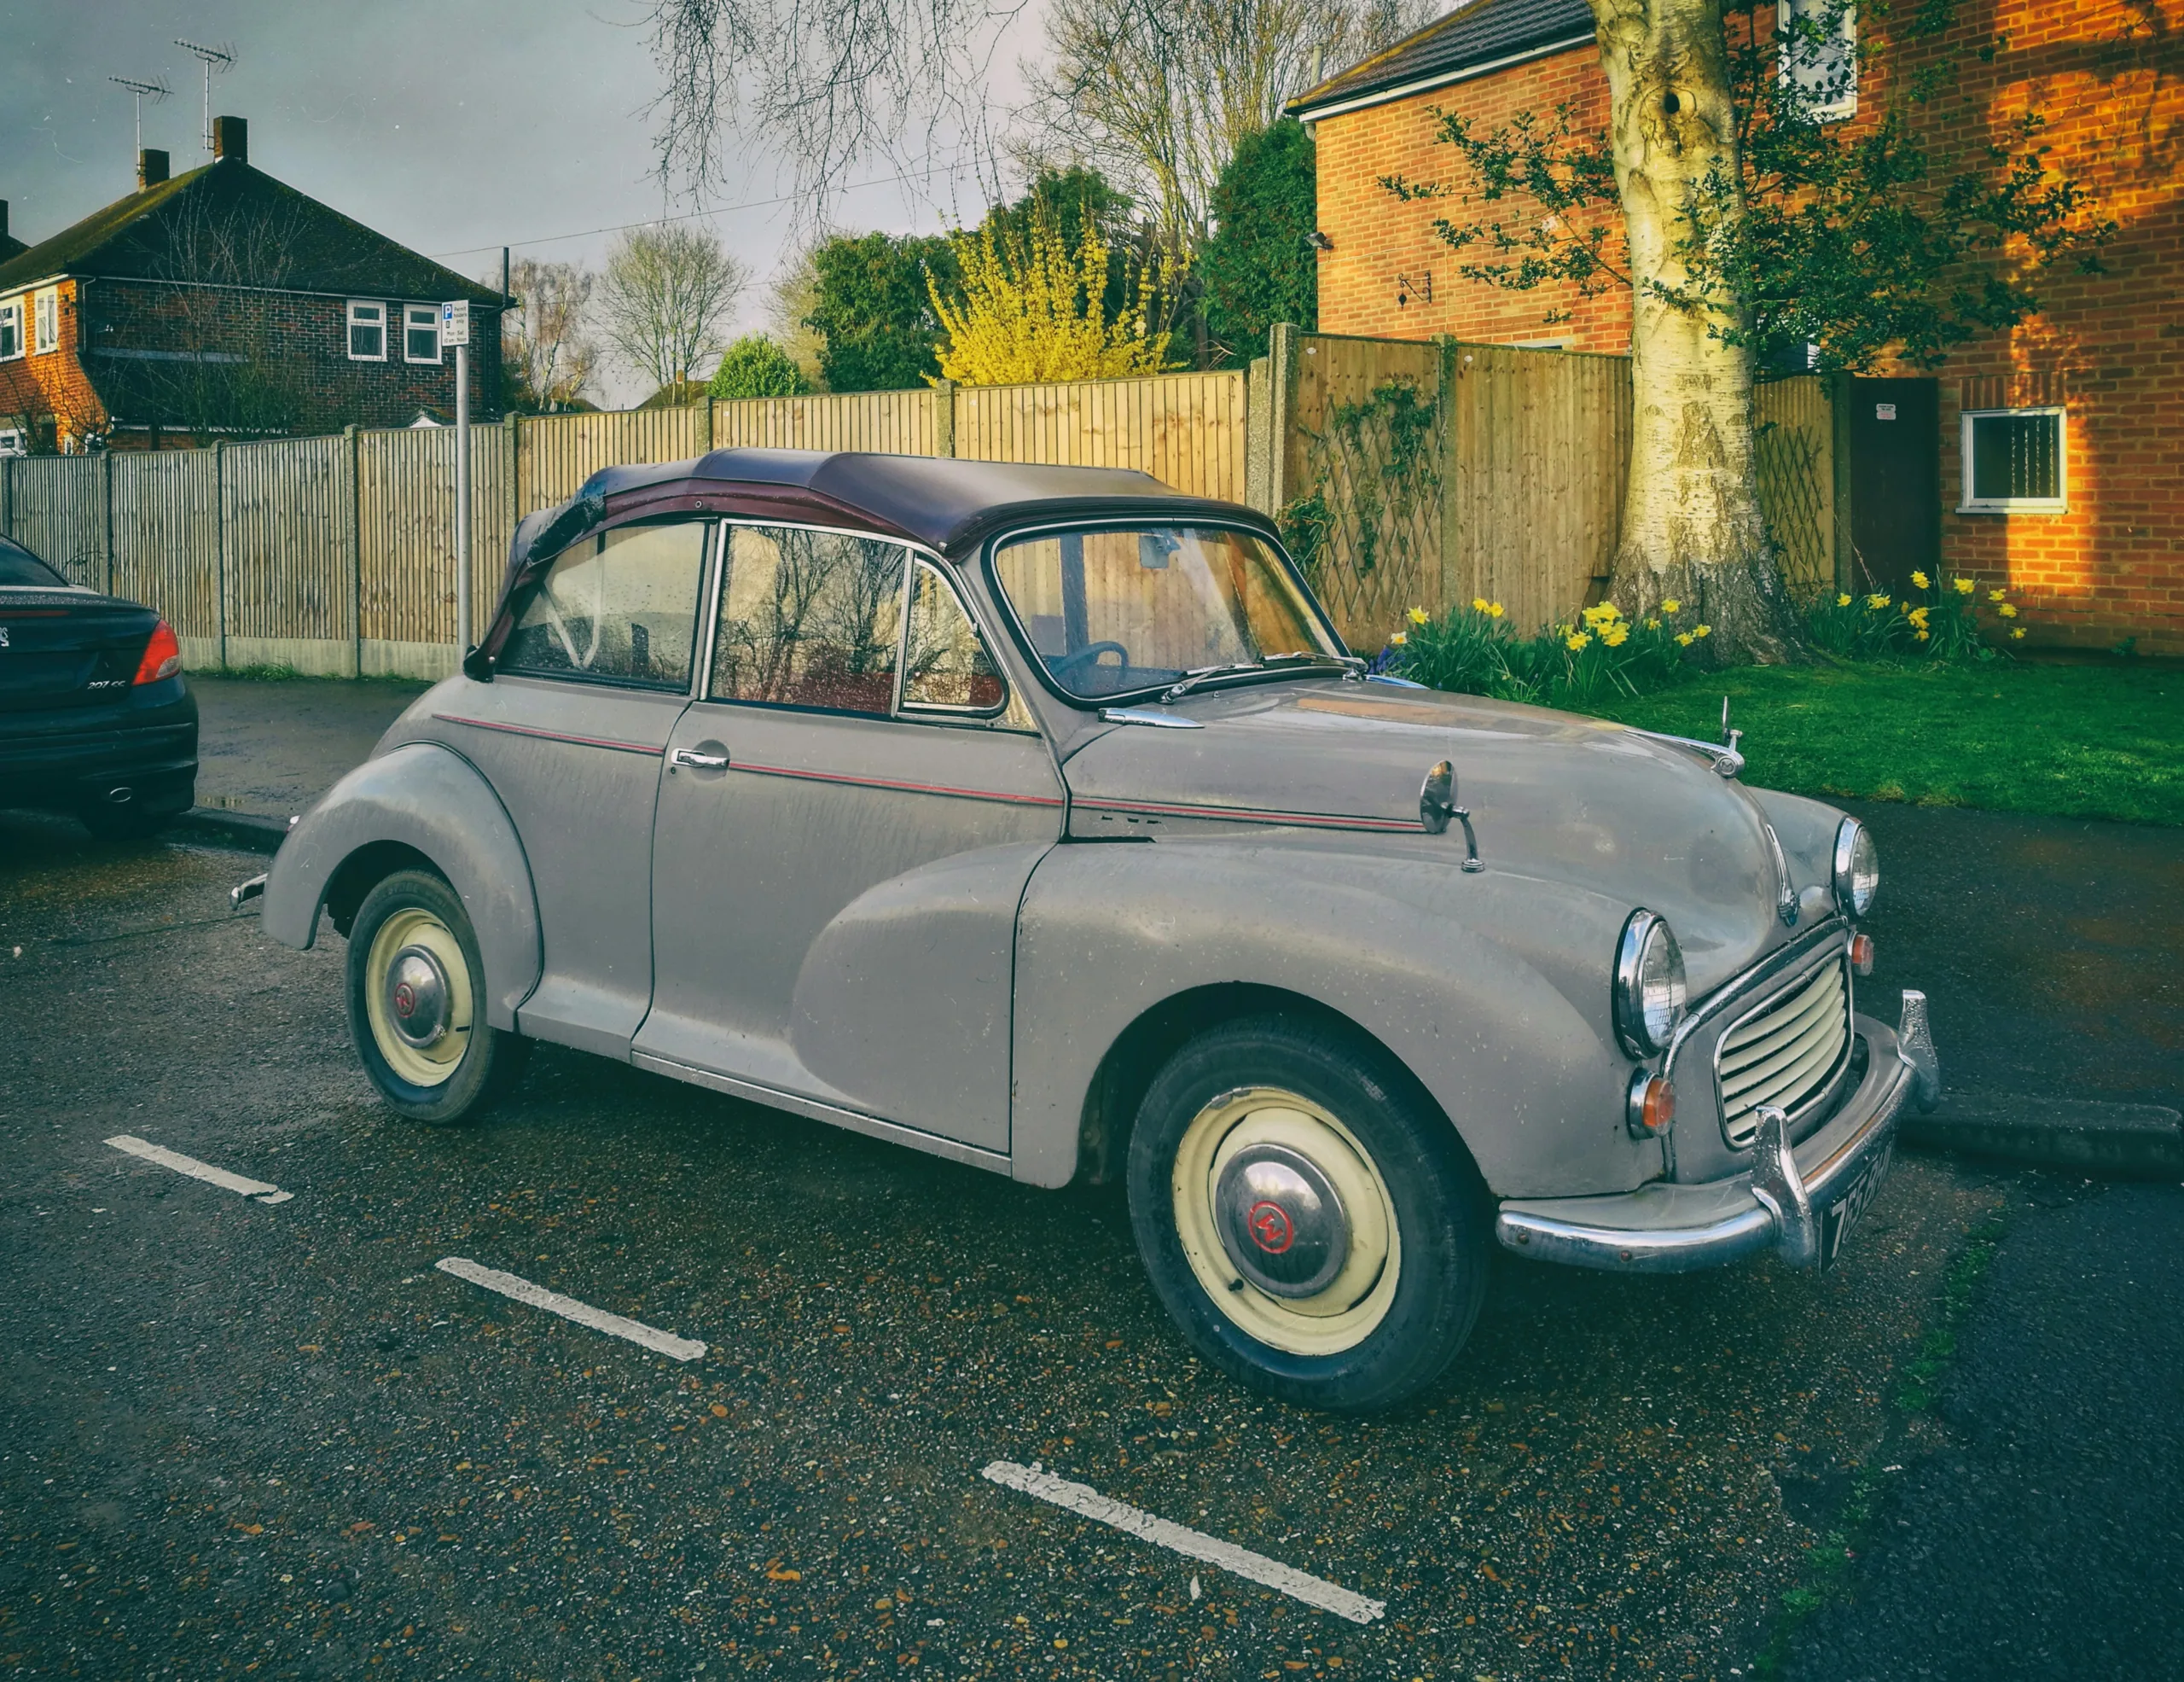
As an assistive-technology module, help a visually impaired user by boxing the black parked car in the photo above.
[0,533,197,840]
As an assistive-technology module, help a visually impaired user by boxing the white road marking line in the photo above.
[980,1460,1385,1625]
[434,1258,707,1363]
[105,1135,292,1204]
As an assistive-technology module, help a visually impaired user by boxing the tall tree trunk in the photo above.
[1589,0,1804,662]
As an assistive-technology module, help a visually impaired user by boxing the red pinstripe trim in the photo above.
[1077,795,1420,834]
[433,713,664,757]
[731,759,1066,809]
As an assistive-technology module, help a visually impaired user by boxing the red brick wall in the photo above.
[0,280,107,449]
[1310,2,2184,652]
[0,275,501,449]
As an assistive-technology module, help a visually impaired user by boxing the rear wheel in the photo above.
[1126,1016,1490,1412]
[346,869,527,1125]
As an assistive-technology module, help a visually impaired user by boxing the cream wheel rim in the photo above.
[1171,1085,1401,1357]
[363,906,473,1087]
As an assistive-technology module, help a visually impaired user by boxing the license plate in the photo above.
[1819,1138,1896,1271]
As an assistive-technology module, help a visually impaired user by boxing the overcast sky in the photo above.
[0,0,1039,403]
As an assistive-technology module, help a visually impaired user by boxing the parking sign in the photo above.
[440,300,470,347]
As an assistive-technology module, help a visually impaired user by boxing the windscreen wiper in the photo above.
[1159,651,1360,703]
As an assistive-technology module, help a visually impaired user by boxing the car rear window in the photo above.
[501,521,709,689]
[0,537,68,588]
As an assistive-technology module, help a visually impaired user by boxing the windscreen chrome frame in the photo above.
[978,515,1348,711]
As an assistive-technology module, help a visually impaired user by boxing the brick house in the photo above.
[0,116,502,454]
[1291,0,2184,653]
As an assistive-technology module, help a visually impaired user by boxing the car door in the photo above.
[634,524,1062,1154]
[436,515,709,1058]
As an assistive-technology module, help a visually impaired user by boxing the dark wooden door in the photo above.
[1848,376,1940,596]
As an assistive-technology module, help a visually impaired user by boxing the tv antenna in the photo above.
[107,75,171,161]
[174,39,238,154]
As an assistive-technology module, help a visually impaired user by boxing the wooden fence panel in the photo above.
[711,390,935,454]
[1448,345,1631,634]
[1755,375,1835,598]
[955,371,1246,500]
[111,451,219,638]
[6,456,106,587]
[516,407,707,514]
[221,437,349,658]
[358,426,514,658]
[1280,335,1444,650]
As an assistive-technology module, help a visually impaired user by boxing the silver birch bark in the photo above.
[1588,0,1803,661]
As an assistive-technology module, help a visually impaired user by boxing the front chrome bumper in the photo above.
[1494,992,1938,1275]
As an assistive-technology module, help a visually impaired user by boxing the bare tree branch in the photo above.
[595,224,750,394]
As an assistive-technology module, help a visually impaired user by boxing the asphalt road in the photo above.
[0,799,2175,1680]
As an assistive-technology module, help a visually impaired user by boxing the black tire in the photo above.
[1126,1015,1490,1413]
[346,869,528,1126]
[78,802,175,841]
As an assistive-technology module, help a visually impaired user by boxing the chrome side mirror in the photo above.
[1420,760,1484,872]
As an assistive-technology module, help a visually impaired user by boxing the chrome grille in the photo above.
[1716,958,1851,1147]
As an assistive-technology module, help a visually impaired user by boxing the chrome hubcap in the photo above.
[384,945,450,1047]
[1214,1144,1350,1297]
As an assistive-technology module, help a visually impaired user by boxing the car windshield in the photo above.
[990,525,1342,701]
[0,537,67,588]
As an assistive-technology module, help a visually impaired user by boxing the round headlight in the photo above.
[1833,818,1879,918]
[1614,909,1687,1058]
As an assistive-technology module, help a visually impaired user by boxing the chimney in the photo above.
[212,115,247,165]
[138,148,170,190]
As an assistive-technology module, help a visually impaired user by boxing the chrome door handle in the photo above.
[670,747,730,771]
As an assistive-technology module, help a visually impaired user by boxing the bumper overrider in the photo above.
[1496,990,1942,1274]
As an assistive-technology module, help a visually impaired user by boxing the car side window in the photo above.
[901,560,1007,714]
[712,525,907,715]
[500,521,708,690]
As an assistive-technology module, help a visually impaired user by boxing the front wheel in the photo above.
[1126,1016,1490,1412]
[346,869,527,1125]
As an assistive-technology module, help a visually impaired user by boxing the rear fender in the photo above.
[260,742,542,1030]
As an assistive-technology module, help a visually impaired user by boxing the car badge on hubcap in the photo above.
[1246,1200,1295,1254]
[1214,1141,1351,1299]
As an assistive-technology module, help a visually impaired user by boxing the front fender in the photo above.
[260,742,543,1030]
[1010,837,1663,1198]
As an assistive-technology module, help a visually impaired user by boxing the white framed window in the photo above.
[1780,0,1858,122]
[0,299,20,360]
[347,300,386,361]
[404,303,442,364]
[0,428,26,457]
[1960,407,2067,514]
[32,288,60,354]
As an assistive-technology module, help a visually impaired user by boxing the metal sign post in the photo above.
[442,300,472,658]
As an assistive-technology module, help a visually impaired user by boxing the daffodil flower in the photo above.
[1390,632,1408,645]
[1675,631,1694,648]
[1487,602,1504,619]
[1603,626,1629,648]
[1472,597,1491,614]
[2011,627,2026,639]
[1998,603,2018,618]
[1911,570,1931,590]
[1954,578,1977,596]
[1565,631,1591,651]
[1989,588,2007,602]
[1867,593,1891,610]
[1837,593,1852,608]
[1408,608,1429,626]
[1914,629,1931,642]
[1660,598,1682,614]
[1693,624,1711,638]
[1644,617,1661,631]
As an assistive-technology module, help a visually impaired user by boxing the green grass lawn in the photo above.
[1579,659,2184,826]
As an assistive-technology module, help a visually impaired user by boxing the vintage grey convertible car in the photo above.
[247,450,1939,1411]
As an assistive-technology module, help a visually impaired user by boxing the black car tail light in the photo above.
[133,620,183,685]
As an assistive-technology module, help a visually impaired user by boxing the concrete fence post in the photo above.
[1265,323,1298,517]
[101,451,114,596]
[1245,355,1272,515]
[212,440,228,672]
[1829,372,1855,595]
[345,425,362,678]
[934,380,957,459]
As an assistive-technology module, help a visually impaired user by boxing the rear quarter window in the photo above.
[0,538,68,589]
